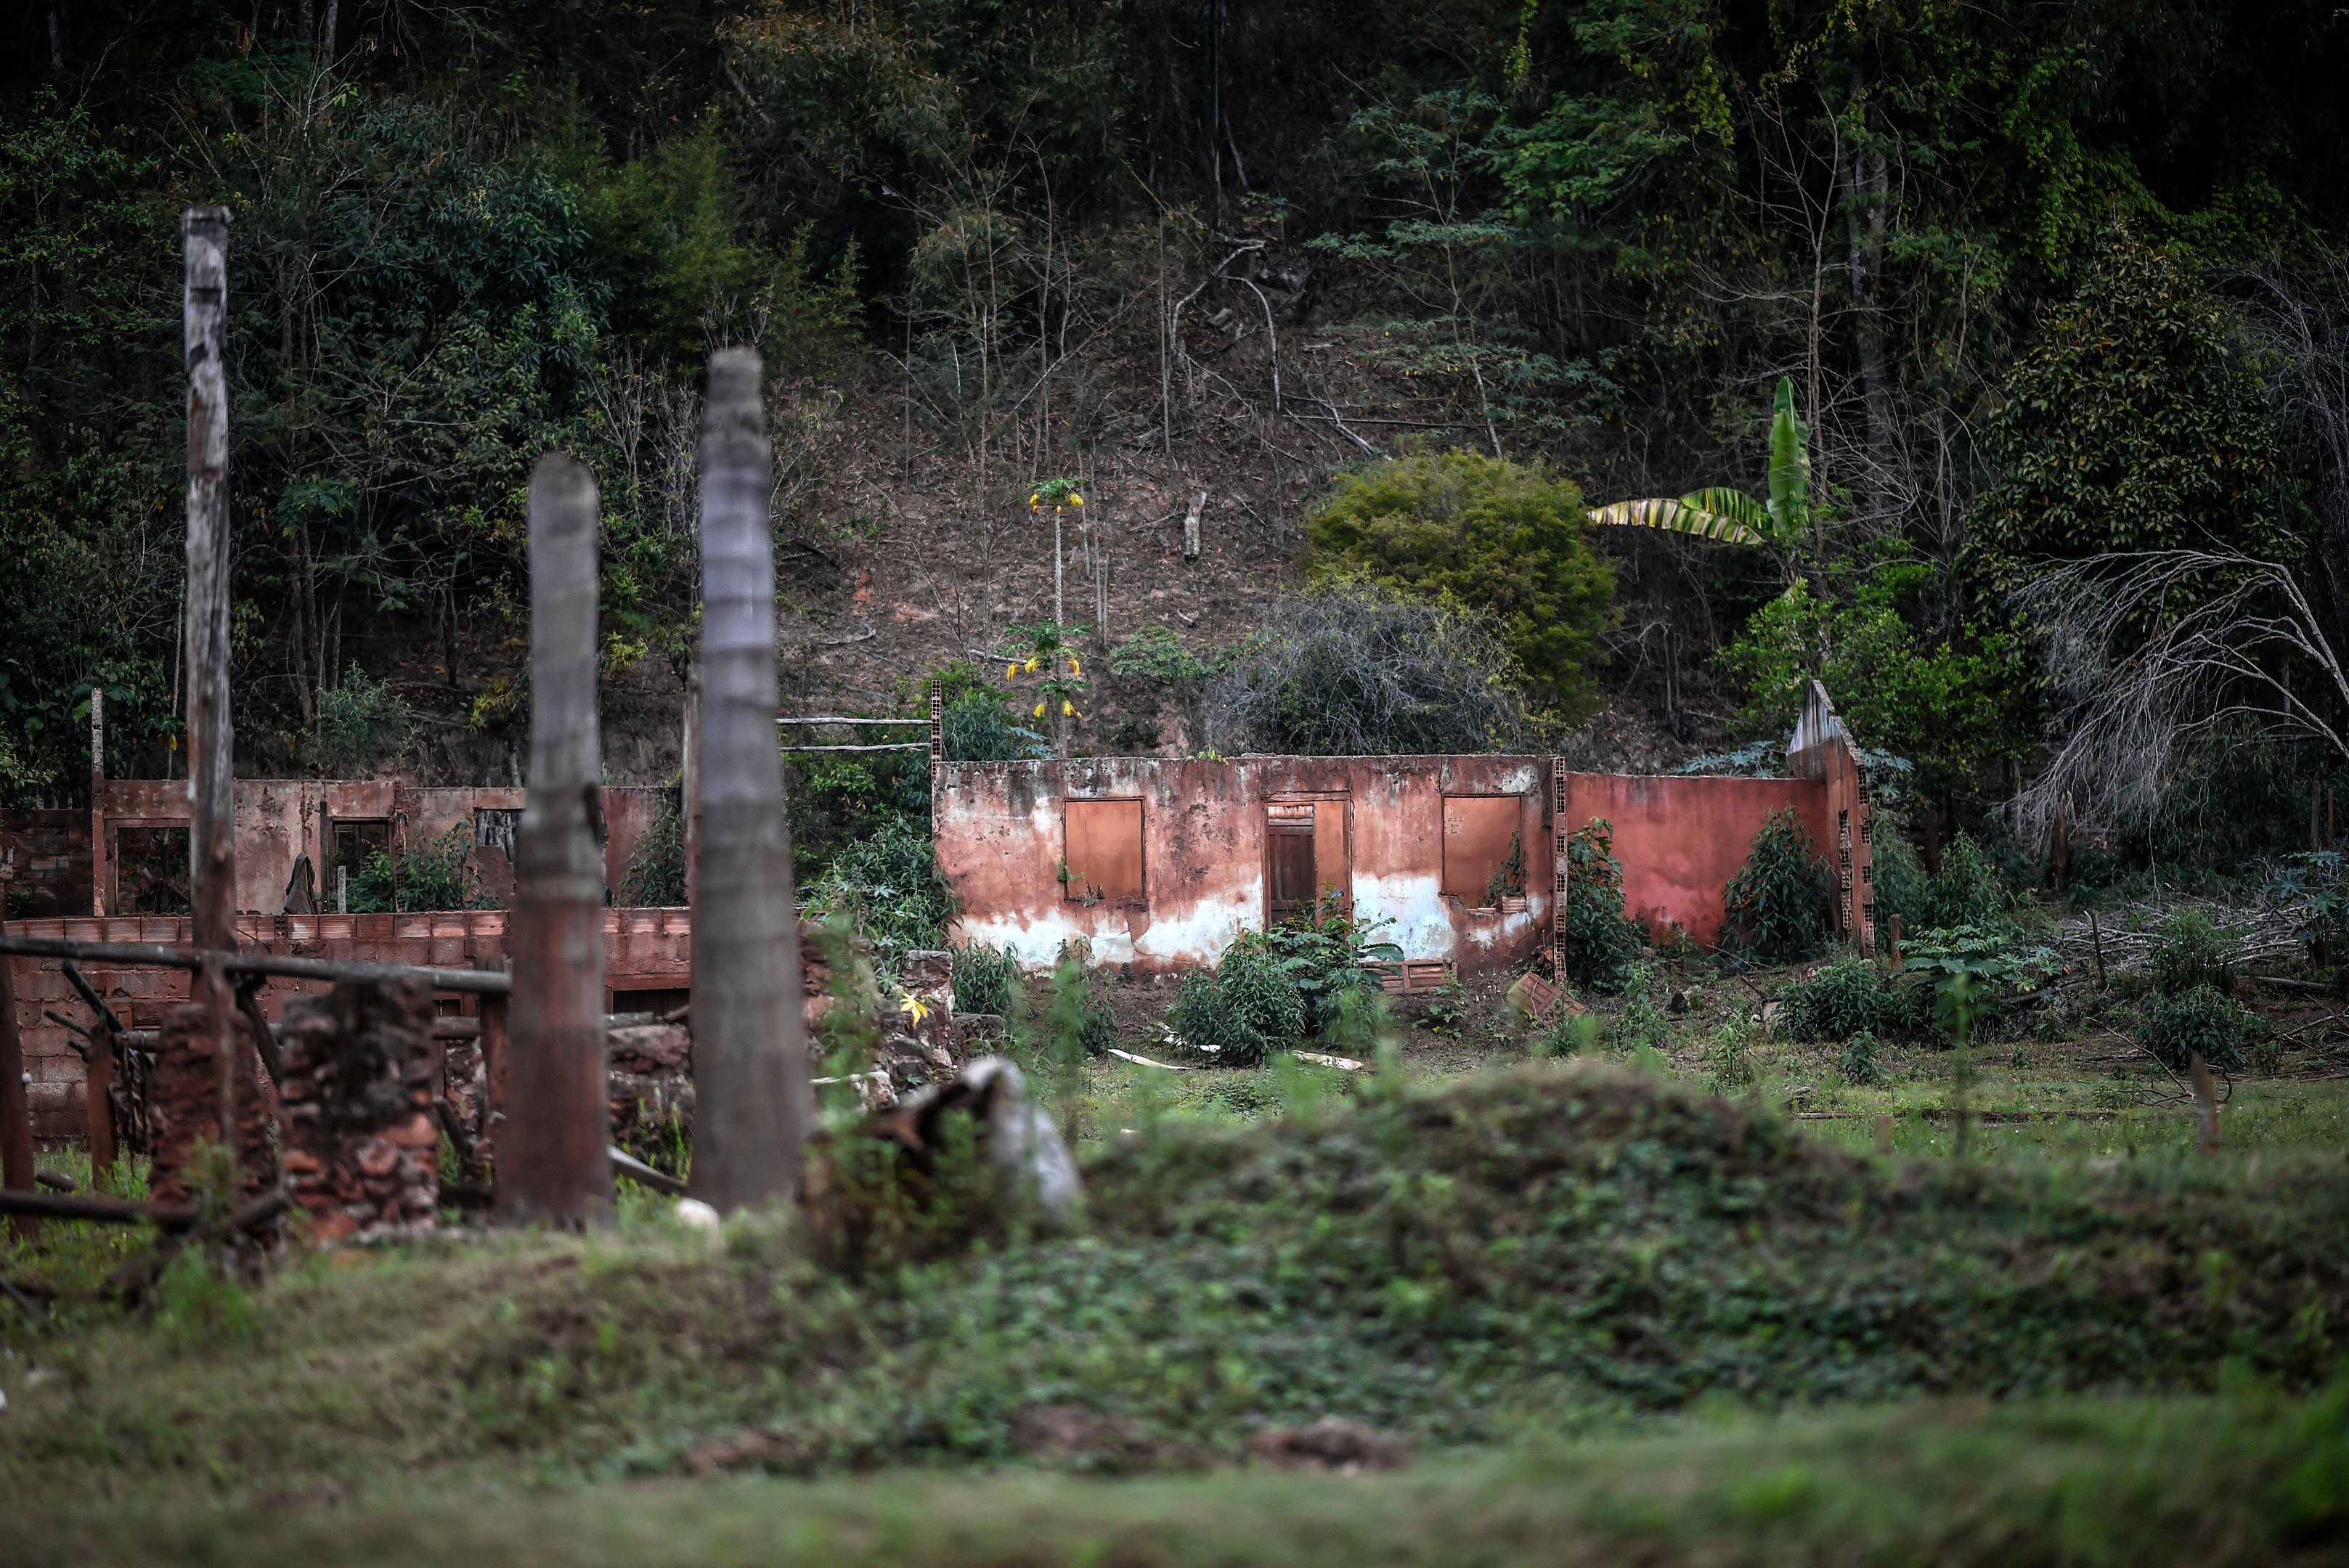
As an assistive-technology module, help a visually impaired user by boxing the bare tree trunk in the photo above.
[499,454,614,1228]
[1843,75,1897,524]
[184,208,239,1146]
[690,349,809,1212]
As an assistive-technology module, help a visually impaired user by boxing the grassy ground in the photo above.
[6,939,2349,1564]
[18,1388,2349,1567]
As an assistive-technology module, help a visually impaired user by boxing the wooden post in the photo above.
[2088,908,2107,990]
[1183,488,1205,560]
[689,348,810,1212]
[681,666,700,910]
[86,1008,115,1174]
[183,205,239,1148]
[0,956,33,1236]
[498,454,613,1228]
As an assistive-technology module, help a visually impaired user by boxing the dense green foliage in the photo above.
[345,821,498,913]
[12,1065,2349,1500]
[1561,819,1643,992]
[1306,452,1613,716]
[1165,937,1307,1066]
[1722,810,1834,960]
[1778,956,1897,1045]
[948,940,1022,1019]
[1722,559,2032,799]
[1971,234,2288,588]
[2139,984,2248,1074]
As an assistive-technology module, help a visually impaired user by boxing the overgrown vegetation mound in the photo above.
[6,1066,2348,1498]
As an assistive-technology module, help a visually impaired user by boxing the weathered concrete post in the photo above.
[183,205,242,1151]
[498,454,613,1227]
[689,348,810,1212]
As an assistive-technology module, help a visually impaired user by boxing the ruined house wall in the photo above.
[79,780,665,915]
[936,754,1860,969]
[935,755,1555,973]
[0,810,91,919]
[9,907,692,1141]
[1557,772,1821,946]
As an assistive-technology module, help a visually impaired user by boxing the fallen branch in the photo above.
[0,934,512,995]
[1292,1050,1365,1072]
[0,1183,290,1230]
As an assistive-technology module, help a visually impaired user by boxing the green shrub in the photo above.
[309,664,411,775]
[943,692,1049,761]
[1722,809,1834,960]
[1839,1031,1887,1086]
[1927,833,2011,930]
[1166,935,1308,1066]
[1045,939,1117,1062]
[1777,956,1892,1043]
[1257,899,1403,1037]
[2138,982,2246,1073]
[615,794,685,906]
[1706,1016,1756,1092]
[1306,449,1615,717]
[1564,818,1645,992]
[807,816,956,963]
[1868,830,1932,939]
[346,820,497,912]
[1612,961,1669,1053]
[2149,909,2237,997]
[950,940,1022,1018]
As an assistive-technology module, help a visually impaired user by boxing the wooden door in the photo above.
[1267,799,1349,923]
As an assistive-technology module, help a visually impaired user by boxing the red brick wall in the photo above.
[9,907,691,1143]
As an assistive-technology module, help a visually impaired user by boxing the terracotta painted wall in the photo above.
[78,780,667,915]
[9,908,692,1140]
[935,755,1554,973]
[1557,773,1820,946]
[937,755,1866,969]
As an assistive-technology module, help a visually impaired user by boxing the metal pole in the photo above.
[689,348,809,1212]
[183,205,238,1148]
[498,453,613,1228]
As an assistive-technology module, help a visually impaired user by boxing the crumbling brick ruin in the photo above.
[147,1003,274,1209]
[275,979,441,1242]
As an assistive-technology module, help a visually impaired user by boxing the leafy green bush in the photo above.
[807,815,957,963]
[2149,909,2237,997]
[950,940,1022,1018]
[1256,899,1403,1037]
[1564,818,1646,993]
[2138,983,2247,1073]
[1306,449,1615,717]
[1706,1016,1755,1092]
[1612,962,1669,1053]
[1107,624,1210,682]
[1927,833,2011,930]
[346,821,497,912]
[615,795,685,906]
[309,664,411,775]
[1777,956,1893,1043]
[943,692,1049,761]
[1722,809,1833,960]
[1897,924,2061,1043]
[1165,936,1308,1066]
[1045,939,1117,1062]
[1839,1031,1887,1086]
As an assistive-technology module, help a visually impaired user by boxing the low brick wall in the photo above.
[9,907,691,1143]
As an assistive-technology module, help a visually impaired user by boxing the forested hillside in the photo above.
[7,0,2348,864]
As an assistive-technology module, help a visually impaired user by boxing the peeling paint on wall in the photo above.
[936,743,1878,973]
